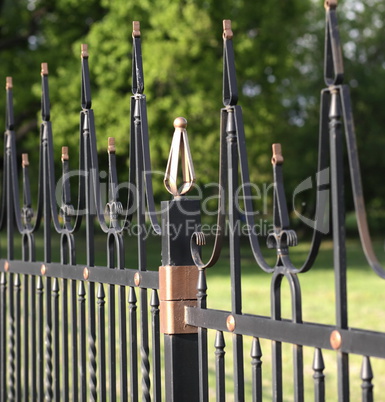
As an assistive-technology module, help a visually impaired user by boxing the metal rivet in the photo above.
[40,264,46,276]
[83,267,89,280]
[134,272,141,287]
[4,261,9,272]
[330,330,342,350]
[226,315,236,332]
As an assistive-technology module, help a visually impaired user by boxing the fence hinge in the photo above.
[159,265,198,334]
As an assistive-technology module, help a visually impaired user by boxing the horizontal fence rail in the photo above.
[0,1,384,401]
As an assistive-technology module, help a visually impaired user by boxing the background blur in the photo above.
[1,0,384,232]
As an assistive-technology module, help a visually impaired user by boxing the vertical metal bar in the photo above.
[134,98,150,401]
[0,272,7,401]
[293,344,304,402]
[119,283,128,401]
[150,289,161,402]
[6,129,15,402]
[78,281,87,402]
[214,330,226,402]
[226,108,244,401]
[88,279,97,401]
[97,283,106,401]
[60,152,73,402]
[14,274,21,401]
[22,273,29,402]
[61,277,69,402]
[83,112,97,401]
[108,282,116,401]
[251,337,263,402]
[271,273,283,402]
[37,276,44,401]
[313,348,325,402]
[71,278,78,401]
[197,270,208,402]
[107,235,116,401]
[128,287,138,402]
[360,356,373,402]
[42,126,53,401]
[329,88,349,400]
[60,238,70,402]
[52,278,60,401]
[44,274,53,402]
[30,275,37,400]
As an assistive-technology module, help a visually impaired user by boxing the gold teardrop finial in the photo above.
[164,117,196,197]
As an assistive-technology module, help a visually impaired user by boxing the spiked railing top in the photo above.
[132,21,144,94]
[5,77,14,130]
[324,0,343,85]
[41,63,51,121]
[222,19,238,106]
[223,20,233,39]
[324,0,337,9]
[271,143,284,165]
[22,153,29,168]
[81,44,92,109]
[5,76,12,90]
[132,21,141,38]
[81,44,89,59]
[41,62,48,76]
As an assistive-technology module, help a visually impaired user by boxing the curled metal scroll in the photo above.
[191,19,328,274]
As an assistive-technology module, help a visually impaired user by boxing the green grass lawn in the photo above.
[203,236,385,401]
[2,229,385,400]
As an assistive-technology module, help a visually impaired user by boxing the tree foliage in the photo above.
[1,0,385,221]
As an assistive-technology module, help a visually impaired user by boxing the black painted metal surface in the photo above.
[0,4,384,401]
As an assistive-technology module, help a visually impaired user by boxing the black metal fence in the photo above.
[1,1,385,401]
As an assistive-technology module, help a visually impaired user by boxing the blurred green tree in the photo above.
[1,0,385,226]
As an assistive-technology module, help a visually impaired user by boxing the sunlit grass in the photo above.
[204,237,385,401]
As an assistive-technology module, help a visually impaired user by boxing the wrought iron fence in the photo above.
[0,1,384,401]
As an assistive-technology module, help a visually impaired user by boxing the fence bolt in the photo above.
[83,267,89,280]
[226,315,236,332]
[330,330,342,349]
[134,272,141,286]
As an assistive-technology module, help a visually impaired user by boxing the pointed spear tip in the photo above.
[41,62,48,76]
[223,20,233,39]
[108,137,116,154]
[133,21,141,38]
[81,44,89,59]
[271,143,284,165]
[324,0,337,9]
[5,76,12,90]
[22,153,29,168]
[173,117,187,129]
[61,146,69,161]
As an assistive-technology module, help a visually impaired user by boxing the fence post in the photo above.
[159,118,200,401]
